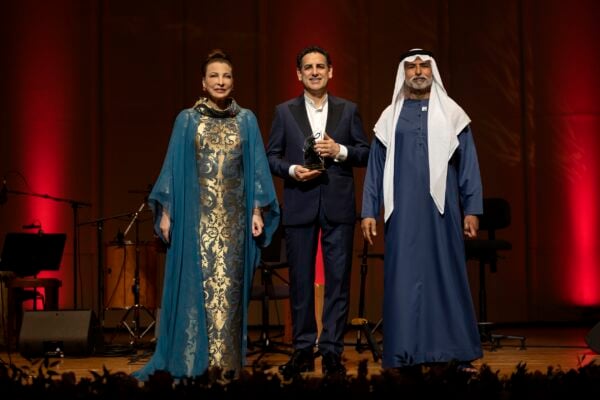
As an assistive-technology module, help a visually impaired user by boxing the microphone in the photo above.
[0,177,7,205]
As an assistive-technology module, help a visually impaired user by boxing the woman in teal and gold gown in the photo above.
[133,49,279,380]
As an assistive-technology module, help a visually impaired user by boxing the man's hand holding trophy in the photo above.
[303,133,325,171]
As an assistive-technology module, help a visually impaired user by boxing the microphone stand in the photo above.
[5,188,91,309]
[118,200,155,346]
[79,210,137,325]
[347,240,383,361]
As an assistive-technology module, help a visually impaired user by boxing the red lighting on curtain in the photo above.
[566,117,599,305]
[541,2,600,306]
[11,2,74,307]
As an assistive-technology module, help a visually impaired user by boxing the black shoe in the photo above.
[279,348,315,378]
[456,362,478,374]
[321,352,346,377]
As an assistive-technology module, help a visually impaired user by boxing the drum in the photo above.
[104,242,159,309]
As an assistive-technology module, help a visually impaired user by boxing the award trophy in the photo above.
[303,134,325,171]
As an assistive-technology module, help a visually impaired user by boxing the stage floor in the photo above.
[1,324,599,380]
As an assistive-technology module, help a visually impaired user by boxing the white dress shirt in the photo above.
[288,93,348,178]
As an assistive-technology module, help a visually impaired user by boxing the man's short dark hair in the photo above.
[296,45,332,69]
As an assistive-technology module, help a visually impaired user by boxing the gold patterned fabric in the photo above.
[194,98,245,373]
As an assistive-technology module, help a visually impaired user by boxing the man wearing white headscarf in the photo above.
[361,49,483,370]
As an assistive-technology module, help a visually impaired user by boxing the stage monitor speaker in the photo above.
[18,310,101,358]
[585,322,600,353]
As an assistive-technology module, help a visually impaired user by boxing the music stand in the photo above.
[0,233,66,347]
[0,233,67,277]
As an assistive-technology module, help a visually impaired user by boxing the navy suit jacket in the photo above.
[267,94,370,226]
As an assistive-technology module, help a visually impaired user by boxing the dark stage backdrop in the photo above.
[1,0,599,325]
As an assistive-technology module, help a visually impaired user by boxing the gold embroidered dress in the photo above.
[195,98,244,372]
[133,96,280,381]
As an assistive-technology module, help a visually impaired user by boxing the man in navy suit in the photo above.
[266,45,370,378]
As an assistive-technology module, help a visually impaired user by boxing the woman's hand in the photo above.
[252,213,264,237]
[159,211,171,243]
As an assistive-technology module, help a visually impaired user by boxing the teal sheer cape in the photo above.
[132,106,279,380]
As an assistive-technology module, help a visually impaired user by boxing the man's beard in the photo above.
[406,75,433,91]
[404,76,432,98]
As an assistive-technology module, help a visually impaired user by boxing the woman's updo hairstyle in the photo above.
[201,49,233,76]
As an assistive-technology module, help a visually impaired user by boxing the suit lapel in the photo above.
[289,95,346,138]
[325,96,344,135]
[288,96,312,138]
